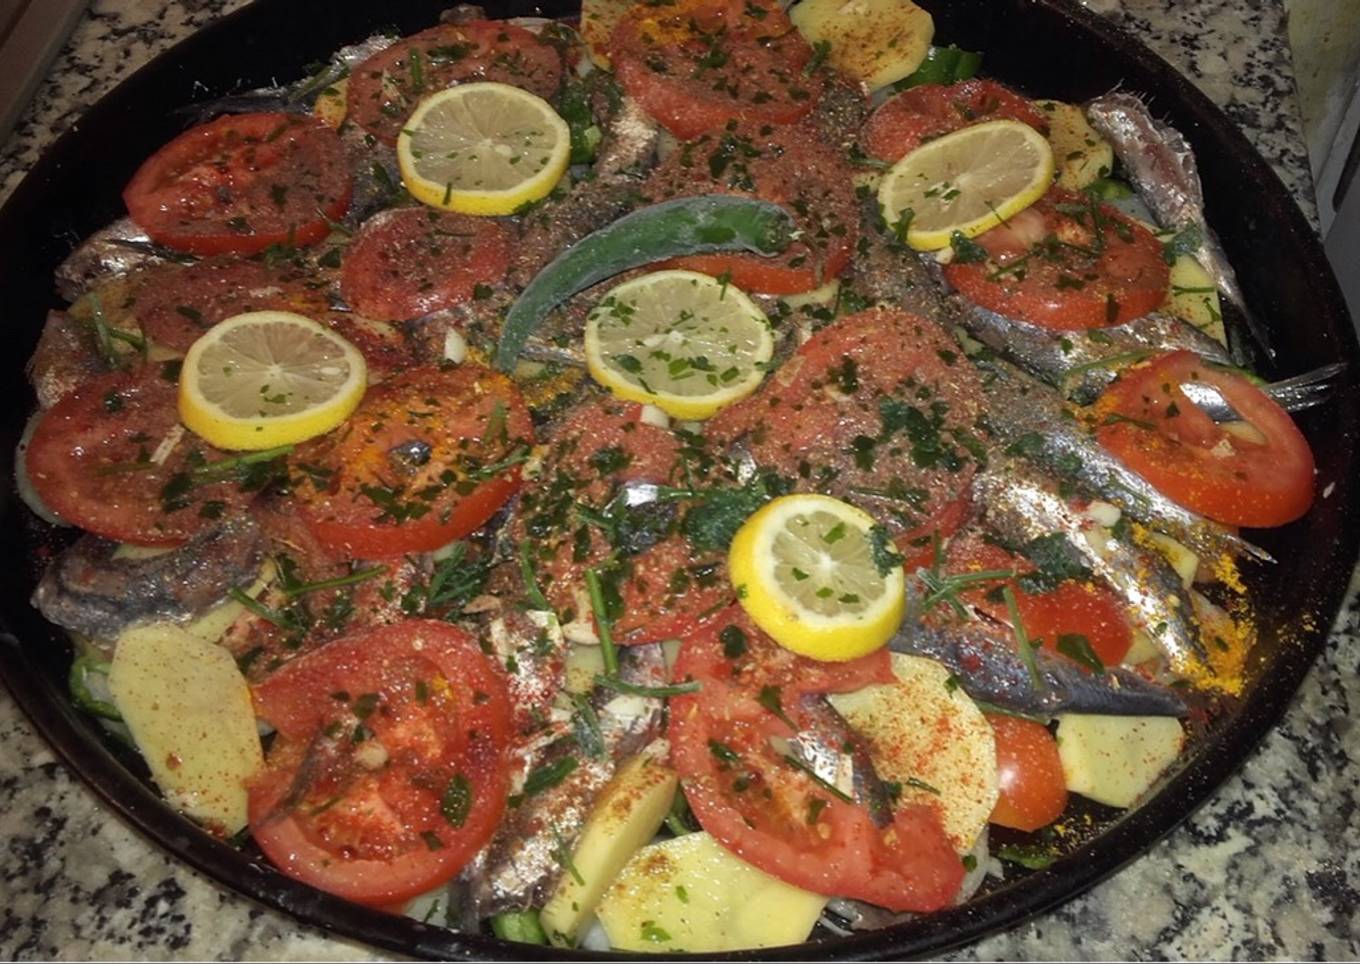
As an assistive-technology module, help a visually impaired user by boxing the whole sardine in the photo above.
[956,301,1232,404]
[470,644,668,915]
[978,356,1269,563]
[1084,92,1272,361]
[973,457,1209,669]
[54,218,192,303]
[889,611,1187,717]
[787,693,897,828]
[32,516,266,643]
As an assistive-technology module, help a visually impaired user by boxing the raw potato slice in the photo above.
[1035,99,1114,190]
[1055,714,1185,808]
[108,624,263,833]
[596,831,828,952]
[828,652,998,851]
[312,76,349,129]
[541,751,679,947]
[1161,235,1227,346]
[789,0,934,91]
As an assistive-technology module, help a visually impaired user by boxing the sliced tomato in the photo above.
[861,79,1051,163]
[986,714,1068,832]
[294,363,532,558]
[944,529,1132,666]
[123,113,351,257]
[707,307,983,550]
[339,207,510,322]
[610,0,822,141]
[944,187,1170,330]
[670,607,964,912]
[513,397,731,644]
[25,367,257,545]
[345,21,563,144]
[643,120,857,294]
[1093,350,1315,527]
[125,256,332,352]
[249,620,511,906]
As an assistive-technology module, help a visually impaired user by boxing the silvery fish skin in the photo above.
[787,693,896,828]
[888,610,1187,717]
[471,644,668,915]
[32,516,266,644]
[177,34,399,122]
[54,218,192,303]
[973,457,1210,669]
[1084,92,1272,361]
[957,301,1232,404]
[979,356,1269,563]
[26,310,108,409]
[1180,362,1347,421]
[592,93,663,182]
[847,209,962,327]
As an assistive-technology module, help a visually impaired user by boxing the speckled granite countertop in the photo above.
[0,0,1354,959]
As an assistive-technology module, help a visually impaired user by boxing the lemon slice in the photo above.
[583,270,774,420]
[397,81,571,216]
[728,494,906,662]
[877,118,1055,252]
[178,311,367,451]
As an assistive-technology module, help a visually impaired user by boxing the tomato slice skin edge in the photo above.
[1094,350,1315,527]
[669,609,965,912]
[249,620,512,906]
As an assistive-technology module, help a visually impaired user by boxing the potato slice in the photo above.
[108,624,263,834]
[313,76,349,129]
[1035,99,1114,190]
[597,832,828,952]
[542,750,678,947]
[1055,714,1184,808]
[789,0,934,91]
[828,652,997,851]
[1161,236,1227,346]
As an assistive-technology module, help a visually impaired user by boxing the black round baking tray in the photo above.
[0,0,1355,959]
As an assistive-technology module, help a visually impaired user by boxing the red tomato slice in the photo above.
[670,607,965,912]
[123,113,351,257]
[945,530,1133,666]
[513,397,731,644]
[944,188,1170,330]
[126,256,333,352]
[986,714,1068,832]
[249,620,511,906]
[25,368,257,545]
[610,0,822,141]
[294,363,532,558]
[644,121,857,294]
[707,307,984,549]
[861,79,1051,163]
[345,22,564,145]
[339,207,510,322]
[1094,350,1315,527]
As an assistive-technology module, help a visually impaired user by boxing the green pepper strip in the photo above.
[69,653,122,721]
[494,195,794,371]
[489,910,548,945]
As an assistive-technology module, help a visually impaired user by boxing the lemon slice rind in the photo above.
[584,270,774,421]
[178,310,367,451]
[877,118,1055,252]
[397,81,571,216]
[729,494,906,662]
